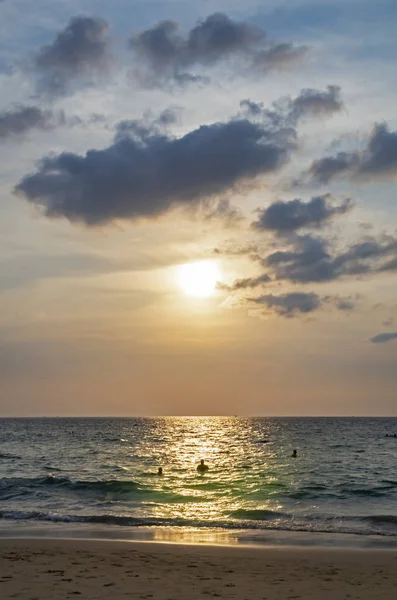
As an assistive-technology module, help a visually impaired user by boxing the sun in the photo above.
[177,260,220,298]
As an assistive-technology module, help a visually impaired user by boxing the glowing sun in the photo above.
[178,260,220,298]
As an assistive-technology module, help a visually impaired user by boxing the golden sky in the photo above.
[0,1,396,415]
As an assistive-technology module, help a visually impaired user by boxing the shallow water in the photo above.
[1,417,397,544]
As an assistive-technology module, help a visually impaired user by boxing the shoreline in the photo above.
[1,520,397,550]
[1,538,397,599]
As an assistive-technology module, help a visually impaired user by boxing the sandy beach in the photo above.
[0,538,396,599]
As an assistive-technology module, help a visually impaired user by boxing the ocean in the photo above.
[1,417,397,547]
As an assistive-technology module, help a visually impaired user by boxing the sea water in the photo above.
[0,417,396,546]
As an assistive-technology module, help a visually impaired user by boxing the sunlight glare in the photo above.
[178,260,220,298]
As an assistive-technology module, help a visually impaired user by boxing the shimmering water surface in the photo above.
[1,418,397,545]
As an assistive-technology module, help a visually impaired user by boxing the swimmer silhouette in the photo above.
[292,449,297,458]
[157,467,163,476]
[197,459,209,473]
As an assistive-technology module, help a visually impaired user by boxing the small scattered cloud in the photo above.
[252,43,308,71]
[289,85,343,121]
[252,194,352,234]
[307,123,397,184]
[198,198,243,224]
[129,13,307,87]
[218,272,271,291]
[35,16,112,94]
[240,85,343,128]
[212,243,260,260]
[219,227,397,293]
[261,233,397,284]
[250,291,321,317]
[0,106,54,139]
[15,113,296,226]
[370,332,397,344]
[0,105,103,140]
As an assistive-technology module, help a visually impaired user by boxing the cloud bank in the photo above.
[16,115,296,225]
[129,13,307,86]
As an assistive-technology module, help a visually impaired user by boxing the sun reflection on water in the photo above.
[126,417,287,524]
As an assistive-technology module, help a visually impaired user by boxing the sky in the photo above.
[0,0,396,416]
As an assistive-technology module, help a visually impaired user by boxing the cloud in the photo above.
[250,291,321,317]
[290,85,343,121]
[212,243,260,259]
[370,332,397,344]
[240,85,343,129]
[252,43,308,71]
[218,272,271,291]
[35,16,111,93]
[224,285,357,318]
[0,106,106,141]
[252,194,352,233]
[0,106,54,139]
[129,13,307,87]
[198,198,243,224]
[221,229,397,291]
[263,233,397,284]
[307,123,397,183]
[15,115,296,226]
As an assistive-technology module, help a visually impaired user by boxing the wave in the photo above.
[0,452,21,460]
[228,508,286,521]
[363,515,397,526]
[0,510,397,537]
[0,476,212,504]
[339,487,389,497]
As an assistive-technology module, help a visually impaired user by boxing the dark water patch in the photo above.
[361,515,397,526]
[0,452,21,460]
[43,466,64,472]
[339,487,388,498]
[228,508,286,521]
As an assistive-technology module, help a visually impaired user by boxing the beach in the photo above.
[1,538,397,599]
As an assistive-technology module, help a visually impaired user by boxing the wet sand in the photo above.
[0,538,396,599]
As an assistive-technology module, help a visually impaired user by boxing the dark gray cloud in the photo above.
[308,123,397,183]
[35,16,111,93]
[240,85,343,130]
[252,194,352,233]
[290,85,343,120]
[0,106,105,141]
[220,230,397,291]
[251,291,321,317]
[308,152,358,184]
[15,115,296,225]
[370,332,397,344]
[212,243,260,259]
[129,13,306,87]
[218,272,271,291]
[263,234,397,284]
[0,106,54,139]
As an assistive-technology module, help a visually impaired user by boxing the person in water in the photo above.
[292,449,297,458]
[197,459,209,473]
[157,467,163,476]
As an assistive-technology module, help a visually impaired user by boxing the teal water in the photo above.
[1,417,397,544]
